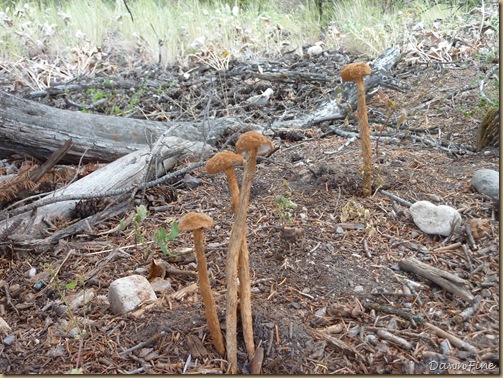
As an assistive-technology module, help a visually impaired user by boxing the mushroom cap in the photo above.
[205,151,244,174]
[236,131,274,156]
[178,212,214,232]
[340,62,371,82]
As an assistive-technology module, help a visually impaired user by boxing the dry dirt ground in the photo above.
[0,44,500,373]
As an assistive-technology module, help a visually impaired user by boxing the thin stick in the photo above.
[423,322,478,353]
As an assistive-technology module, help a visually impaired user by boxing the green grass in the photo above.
[0,0,498,80]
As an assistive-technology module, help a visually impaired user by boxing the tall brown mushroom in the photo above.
[225,131,273,373]
[178,212,225,357]
[341,62,373,197]
[205,151,254,360]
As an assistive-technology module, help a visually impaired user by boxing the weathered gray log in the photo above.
[399,257,474,302]
[1,135,213,239]
[0,90,239,164]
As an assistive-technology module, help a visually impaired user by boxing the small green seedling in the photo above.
[154,221,179,257]
[120,205,148,254]
[275,195,297,225]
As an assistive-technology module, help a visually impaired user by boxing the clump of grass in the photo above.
[0,0,322,71]
[328,0,499,58]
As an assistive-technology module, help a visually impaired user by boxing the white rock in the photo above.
[472,169,499,199]
[410,201,462,236]
[307,42,324,57]
[108,275,157,315]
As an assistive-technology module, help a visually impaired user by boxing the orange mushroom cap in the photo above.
[178,212,214,232]
[236,131,273,157]
[205,151,244,174]
[340,62,371,82]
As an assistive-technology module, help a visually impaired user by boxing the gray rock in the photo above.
[410,201,462,236]
[150,277,172,294]
[183,174,201,188]
[472,169,499,199]
[3,334,15,346]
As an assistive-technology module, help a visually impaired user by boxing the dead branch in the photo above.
[398,257,474,302]
[423,322,478,353]
[452,295,482,324]
[377,329,413,350]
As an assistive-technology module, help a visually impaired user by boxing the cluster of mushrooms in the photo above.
[178,130,273,374]
[176,62,373,373]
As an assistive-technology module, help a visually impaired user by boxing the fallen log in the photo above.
[0,135,213,240]
[0,90,239,164]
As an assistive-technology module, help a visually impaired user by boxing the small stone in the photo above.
[354,285,364,293]
[183,174,201,188]
[134,267,148,275]
[481,289,492,298]
[409,201,462,236]
[150,277,172,294]
[410,231,419,238]
[472,169,499,199]
[26,267,37,278]
[3,334,15,346]
[33,279,47,291]
[108,275,157,315]
[315,307,327,316]
[425,194,442,202]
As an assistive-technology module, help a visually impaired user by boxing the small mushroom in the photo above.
[205,150,255,360]
[205,151,244,214]
[225,131,273,373]
[341,62,373,197]
[178,212,225,357]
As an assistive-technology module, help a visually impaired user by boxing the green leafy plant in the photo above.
[275,179,297,225]
[154,221,179,257]
[86,87,107,100]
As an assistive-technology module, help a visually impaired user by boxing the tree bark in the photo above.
[0,90,239,164]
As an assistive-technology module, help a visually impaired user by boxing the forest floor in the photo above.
[0,24,500,374]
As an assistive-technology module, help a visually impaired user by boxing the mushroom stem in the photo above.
[341,62,372,197]
[193,228,226,357]
[224,168,240,214]
[354,77,372,197]
[237,238,254,359]
[216,157,255,359]
[225,148,258,374]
